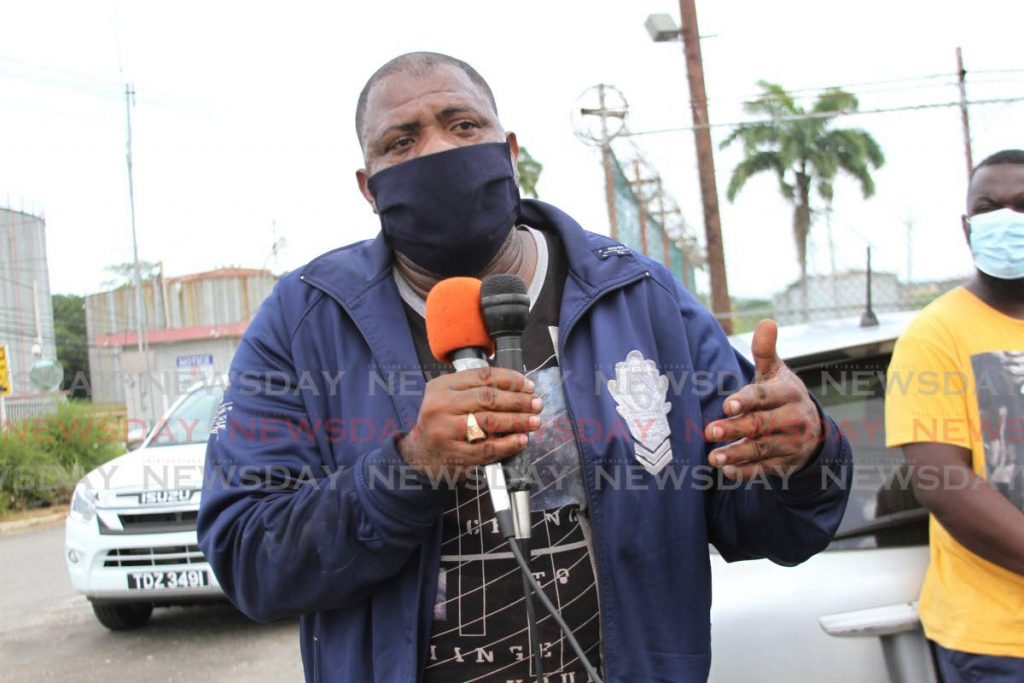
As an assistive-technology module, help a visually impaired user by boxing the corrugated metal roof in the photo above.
[85,268,277,342]
[95,321,250,348]
[168,267,273,284]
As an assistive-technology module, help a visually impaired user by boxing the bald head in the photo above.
[355,52,498,150]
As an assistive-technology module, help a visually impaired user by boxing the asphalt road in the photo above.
[0,523,303,682]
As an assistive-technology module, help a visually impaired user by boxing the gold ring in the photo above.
[466,412,486,443]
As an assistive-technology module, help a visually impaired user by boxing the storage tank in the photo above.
[0,207,57,398]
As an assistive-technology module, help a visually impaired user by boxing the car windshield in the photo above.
[146,385,225,448]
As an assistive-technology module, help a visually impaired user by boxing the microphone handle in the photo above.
[492,334,524,378]
[451,348,514,538]
[491,334,532,493]
[450,348,490,372]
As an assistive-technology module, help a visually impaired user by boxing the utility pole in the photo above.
[905,214,915,284]
[678,0,732,333]
[632,160,650,255]
[956,47,974,180]
[656,179,672,271]
[579,84,626,240]
[125,83,153,429]
[825,204,839,318]
[653,178,686,282]
[32,280,43,349]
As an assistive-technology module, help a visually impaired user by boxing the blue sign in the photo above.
[176,354,214,369]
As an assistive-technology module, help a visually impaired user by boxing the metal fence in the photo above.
[610,153,699,291]
[1,392,65,426]
[721,272,964,334]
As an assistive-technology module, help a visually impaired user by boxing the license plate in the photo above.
[127,569,209,590]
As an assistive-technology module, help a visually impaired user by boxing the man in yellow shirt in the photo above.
[886,149,1024,681]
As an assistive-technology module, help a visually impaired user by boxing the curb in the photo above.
[0,511,67,536]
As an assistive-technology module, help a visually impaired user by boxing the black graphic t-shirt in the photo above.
[972,350,1024,510]
[399,226,602,683]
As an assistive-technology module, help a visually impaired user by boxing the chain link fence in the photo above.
[609,151,700,291]
[722,273,964,334]
[605,144,965,334]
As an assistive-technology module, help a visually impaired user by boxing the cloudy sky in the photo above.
[1,0,1022,300]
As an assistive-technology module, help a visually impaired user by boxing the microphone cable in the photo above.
[517,538,545,682]
[509,537,604,683]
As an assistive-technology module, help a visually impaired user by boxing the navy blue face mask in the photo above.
[366,141,522,277]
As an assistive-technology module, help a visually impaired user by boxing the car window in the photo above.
[147,386,225,448]
[797,353,929,550]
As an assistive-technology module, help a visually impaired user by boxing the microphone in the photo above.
[425,277,515,539]
[480,274,533,541]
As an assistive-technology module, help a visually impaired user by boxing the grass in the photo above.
[0,401,123,518]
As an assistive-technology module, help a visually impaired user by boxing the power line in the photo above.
[0,56,207,111]
[666,70,1024,115]
[780,72,954,94]
[623,95,1024,136]
[680,73,963,113]
[971,68,1024,75]
[704,72,956,107]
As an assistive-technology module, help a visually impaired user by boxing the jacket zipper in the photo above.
[313,633,320,683]
[558,270,649,679]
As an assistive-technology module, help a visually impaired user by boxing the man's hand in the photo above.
[704,319,822,480]
[399,366,543,481]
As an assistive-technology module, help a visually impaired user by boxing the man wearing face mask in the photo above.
[886,149,1024,681]
[198,52,853,683]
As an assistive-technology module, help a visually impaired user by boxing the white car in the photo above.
[712,311,937,683]
[65,383,226,630]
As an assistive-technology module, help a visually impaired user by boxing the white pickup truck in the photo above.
[64,384,224,630]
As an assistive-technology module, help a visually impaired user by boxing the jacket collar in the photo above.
[299,199,647,309]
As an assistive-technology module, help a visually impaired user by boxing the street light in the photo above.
[645,14,718,42]
[644,14,681,42]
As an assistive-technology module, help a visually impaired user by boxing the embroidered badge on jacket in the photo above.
[607,350,673,474]
[210,401,233,439]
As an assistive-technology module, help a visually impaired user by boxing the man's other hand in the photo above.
[704,319,823,480]
[399,366,543,481]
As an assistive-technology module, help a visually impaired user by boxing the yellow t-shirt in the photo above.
[885,286,1024,657]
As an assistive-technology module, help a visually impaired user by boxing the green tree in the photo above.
[101,261,160,289]
[516,146,543,199]
[721,81,885,284]
[52,294,90,399]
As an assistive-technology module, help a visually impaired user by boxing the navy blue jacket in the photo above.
[197,200,852,682]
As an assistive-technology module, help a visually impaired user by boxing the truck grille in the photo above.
[103,545,206,568]
[99,509,198,535]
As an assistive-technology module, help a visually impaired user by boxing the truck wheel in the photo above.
[91,603,154,630]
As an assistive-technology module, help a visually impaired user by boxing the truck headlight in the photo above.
[69,482,98,523]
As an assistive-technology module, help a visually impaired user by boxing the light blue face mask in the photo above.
[967,208,1024,280]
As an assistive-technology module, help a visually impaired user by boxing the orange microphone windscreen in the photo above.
[425,277,495,364]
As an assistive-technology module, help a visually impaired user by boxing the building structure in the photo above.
[85,267,276,432]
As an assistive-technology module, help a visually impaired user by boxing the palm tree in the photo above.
[516,146,543,199]
[721,81,884,288]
